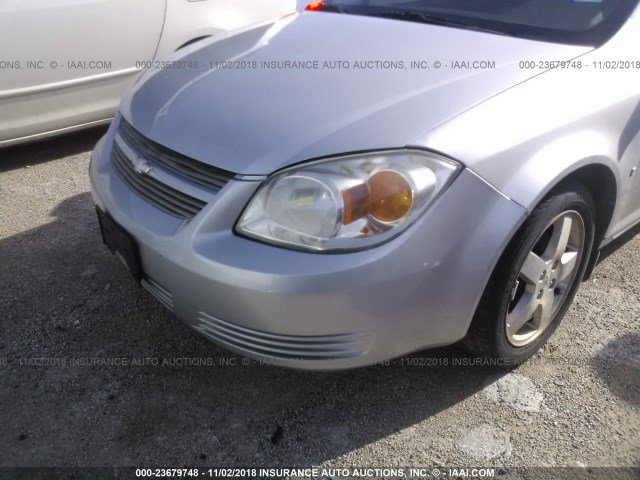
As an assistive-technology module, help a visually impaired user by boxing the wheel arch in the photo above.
[537,163,617,280]
[461,167,609,357]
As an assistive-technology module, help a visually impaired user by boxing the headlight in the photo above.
[236,150,461,252]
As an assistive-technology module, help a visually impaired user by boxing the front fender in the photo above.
[415,19,640,220]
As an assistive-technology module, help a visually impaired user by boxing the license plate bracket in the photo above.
[96,208,142,283]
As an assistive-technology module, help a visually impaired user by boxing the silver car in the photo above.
[90,0,640,369]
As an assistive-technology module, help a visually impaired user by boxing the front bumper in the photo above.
[89,119,527,370]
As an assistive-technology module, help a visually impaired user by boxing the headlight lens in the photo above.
[236,150,461,251]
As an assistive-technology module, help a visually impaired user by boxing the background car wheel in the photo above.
[463,183,596,365]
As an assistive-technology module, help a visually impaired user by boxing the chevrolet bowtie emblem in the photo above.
[130,156,153,175]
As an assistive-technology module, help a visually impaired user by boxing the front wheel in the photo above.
[464,184,595,365]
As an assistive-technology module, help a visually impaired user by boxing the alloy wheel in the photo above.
[506,210,586,347]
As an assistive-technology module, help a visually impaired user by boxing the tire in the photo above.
[463,183,596,365]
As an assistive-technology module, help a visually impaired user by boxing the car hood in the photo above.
[121,12,589,175]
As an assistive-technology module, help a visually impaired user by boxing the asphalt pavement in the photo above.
[0,128,638,477]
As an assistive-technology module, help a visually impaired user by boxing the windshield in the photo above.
[319,0,639,45]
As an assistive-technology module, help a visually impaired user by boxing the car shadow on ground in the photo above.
[0,190,512,467]
[596,222,640,265]
[588,224,640,408]
[0,126,108,174]
[591,332,640,406]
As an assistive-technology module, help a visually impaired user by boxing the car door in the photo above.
[0,0,165,147]
[599,4,640,238]
[613,100,640,234]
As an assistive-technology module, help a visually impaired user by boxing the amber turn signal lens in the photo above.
[342,182,370,225]
[341,170,413,225]
[368,170,413,223]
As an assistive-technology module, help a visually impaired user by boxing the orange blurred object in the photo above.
[305,1,325,11]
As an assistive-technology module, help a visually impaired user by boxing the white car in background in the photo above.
[0,0,295,148]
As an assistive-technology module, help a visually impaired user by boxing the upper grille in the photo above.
[111,119,236,218]
[112,142,206,218]
[118,120,234,190]
[194,312,371,361]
